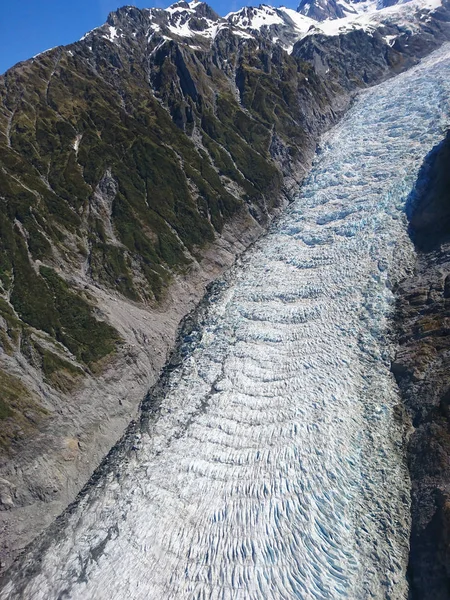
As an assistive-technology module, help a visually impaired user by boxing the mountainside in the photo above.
[297,0,431,21]
[393,132,450,599]
[0,0,450,575]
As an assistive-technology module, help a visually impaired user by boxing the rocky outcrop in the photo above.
[297,0,421,21]
[0,0,449,576]
[392,132,450,599]
[298,0,346,21]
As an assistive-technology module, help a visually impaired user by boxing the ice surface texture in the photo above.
[3,45,450,600]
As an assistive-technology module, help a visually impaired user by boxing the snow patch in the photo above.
[32,47,57,59]
[80,27,101,41]
[384,33,398,45]
[104,26,119,42]
[166,3,196,15]
[167,21,196,37]
[73,134,83,154]
[233,29,255,39]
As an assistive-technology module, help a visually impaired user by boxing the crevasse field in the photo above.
[3,44,450,600]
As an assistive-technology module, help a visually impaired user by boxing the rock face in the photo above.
[0,0,449,575]
[297,0,347,22]
[297,0,418,21]
[393,132,450,599]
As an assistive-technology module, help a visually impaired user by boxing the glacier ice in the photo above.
[3,44,450,600]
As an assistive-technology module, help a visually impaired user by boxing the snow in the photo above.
[384,33,398,44]
[224,0,443,51]
[148,22,161,39]
[309,0,443,37]
[232,28,255,39]
[104,26,119,42]
[277,6,317,31]
[206,23,226,38]
[80,27,101,41]
[167,21,196,37]
[225,4,315,45]
[32,47,56,59]
[73,134,82,154]
[190,21,238,41]
[243,7,284,28]
[150,38,171,55]
[338,0,376,15]
[73,0,443,52]
[166,3,196,14]
[227,5,284,29]
[164,4,220,39]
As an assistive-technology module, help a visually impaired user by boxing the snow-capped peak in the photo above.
[227,5,316,32]
[296,0,420,21]
[227,5,285,28]
[77,0,445,56]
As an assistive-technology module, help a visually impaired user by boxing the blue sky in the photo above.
[0,0,298,75]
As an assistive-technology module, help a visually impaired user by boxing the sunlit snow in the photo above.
[314,0,442,37]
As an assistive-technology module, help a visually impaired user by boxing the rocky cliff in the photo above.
[0,0,449,575]
[393,131,450,599]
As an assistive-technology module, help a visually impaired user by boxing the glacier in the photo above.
[2,44,450,600]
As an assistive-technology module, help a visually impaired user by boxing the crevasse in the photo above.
[3,44,450,600]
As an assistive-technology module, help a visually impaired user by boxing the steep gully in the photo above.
[1,43,450,600]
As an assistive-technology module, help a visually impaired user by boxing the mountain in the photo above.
[297,0,423,21]
[393,132,450,600]
[0,0,449,574]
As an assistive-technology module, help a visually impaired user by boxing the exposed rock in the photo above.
[393,132,450,599]
[408,131,450,251]
[298,0,346,22]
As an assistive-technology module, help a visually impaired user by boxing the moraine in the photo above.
[2,44,450,600]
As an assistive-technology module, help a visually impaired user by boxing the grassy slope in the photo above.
[0,26,323,449]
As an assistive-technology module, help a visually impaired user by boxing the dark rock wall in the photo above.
[393,132,450,599]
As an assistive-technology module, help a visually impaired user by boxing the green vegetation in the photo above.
[39,266,119,365]
[22,331,84,392]
[8,226,119,367]
[0,369,47,449]
[89,242,139,301]
[0,398,13,420]
[0,31,316,395]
